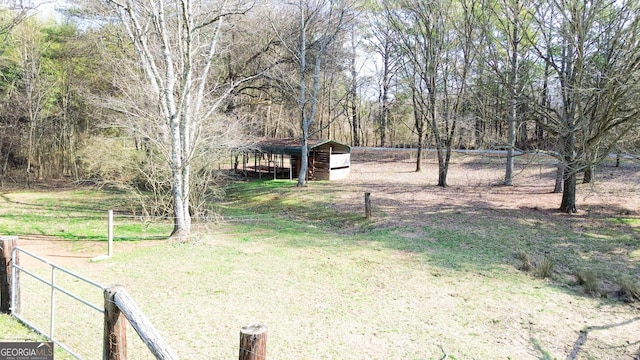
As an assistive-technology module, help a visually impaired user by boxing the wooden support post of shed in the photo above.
[280,152,284,170]
[365,192,372,219]
[242,152,246,174]
[289,155,293,181]
[104,286,127,360]
[257,152,261,179]
[0,236,18,314]
[239,324,267,360]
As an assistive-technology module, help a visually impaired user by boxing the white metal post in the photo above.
[108,210,114,257]
[50,268,56,338]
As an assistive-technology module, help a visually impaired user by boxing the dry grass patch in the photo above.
[3,150,640,359]
[576,269,600,296]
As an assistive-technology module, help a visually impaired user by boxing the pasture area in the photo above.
[1,149,640,359]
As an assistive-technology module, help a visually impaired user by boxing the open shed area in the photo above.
[234,138,351,181]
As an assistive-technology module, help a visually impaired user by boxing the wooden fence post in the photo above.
[239,324,267,360]
[0,236,18,314]
[104,286,127,360]
[364,192,372,219]
[112,286,178,360]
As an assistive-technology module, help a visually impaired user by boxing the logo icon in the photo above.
[0,341,54,360]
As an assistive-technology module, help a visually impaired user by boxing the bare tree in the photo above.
[0,1,32,55]
[348,21,360,146]
[529,0,640,213]
[101,0,255,236]
[365,2,400,147]
[271,0,351,187]
[12,19,56,187]
[386,0,476,185]
[480,0,535,186]
[0,1,46,184]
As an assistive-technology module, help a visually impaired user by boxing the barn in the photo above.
[235,138,351,181]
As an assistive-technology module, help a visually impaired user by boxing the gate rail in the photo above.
[1,236,266,360]
[11,246,105,359]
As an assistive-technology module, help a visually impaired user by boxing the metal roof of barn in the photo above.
[251,138,351,156]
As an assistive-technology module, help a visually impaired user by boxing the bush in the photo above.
[616,277,640,303]
[533,256,555,279]
[516,251,532,272]
[575,269,599,296]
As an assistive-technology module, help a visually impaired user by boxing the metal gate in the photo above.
[11,247,105,359]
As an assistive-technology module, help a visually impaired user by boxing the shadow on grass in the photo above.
[566,317,640,359]
[221,178,640,306]
[530,337,555,360]
[0,189,130,214]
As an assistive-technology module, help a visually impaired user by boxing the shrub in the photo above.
[534,256,555,279]
[616,277,640,303]
[575,269,599,296]
[516,251,532,272]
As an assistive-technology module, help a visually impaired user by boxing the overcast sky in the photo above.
[33,0,66,21]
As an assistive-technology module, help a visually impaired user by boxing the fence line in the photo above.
[1,238,179,359]
[10,245,105,359]
[1,237,268,360]
[104,286,178,360]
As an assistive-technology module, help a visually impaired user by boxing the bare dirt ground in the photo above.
[346,148,639,217]
[16,236,160,268]
[19,149,639,265]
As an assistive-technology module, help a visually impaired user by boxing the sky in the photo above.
[32,0,67,21]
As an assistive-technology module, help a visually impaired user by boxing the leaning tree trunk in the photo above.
[436,148,448,187]
[297,136,309,187]
[583,164,594,184]
[554,162,564,193]
[560,131,577,213]
[560,169,577,213]
[412,91,423,172]
[415,130,423,172]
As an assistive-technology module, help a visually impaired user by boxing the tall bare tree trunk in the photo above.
[505,23,519,186]
[295,0,347,187]
[379,42,390,147]
[411,88,423,172]
[350,26,359,147]
[106,0,253,237]
[297,0,309,187]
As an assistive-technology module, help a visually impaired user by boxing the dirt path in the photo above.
[14,236,164,269]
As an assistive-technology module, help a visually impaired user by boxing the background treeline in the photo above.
[1,0,639,192]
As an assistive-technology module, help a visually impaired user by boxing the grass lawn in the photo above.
[1,152,639,359]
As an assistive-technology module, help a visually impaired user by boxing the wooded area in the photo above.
[1,0,639,235]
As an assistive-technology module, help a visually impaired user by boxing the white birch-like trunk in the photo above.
[295,0,346,187]
[107,0,248,237]
[297,0,309,187]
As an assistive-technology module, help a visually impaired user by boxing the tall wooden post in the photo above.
[239,324,267,360]
[0,236,18,314]
[112,287,178,360]
[104,286,127,360]
[364,192,372,219]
